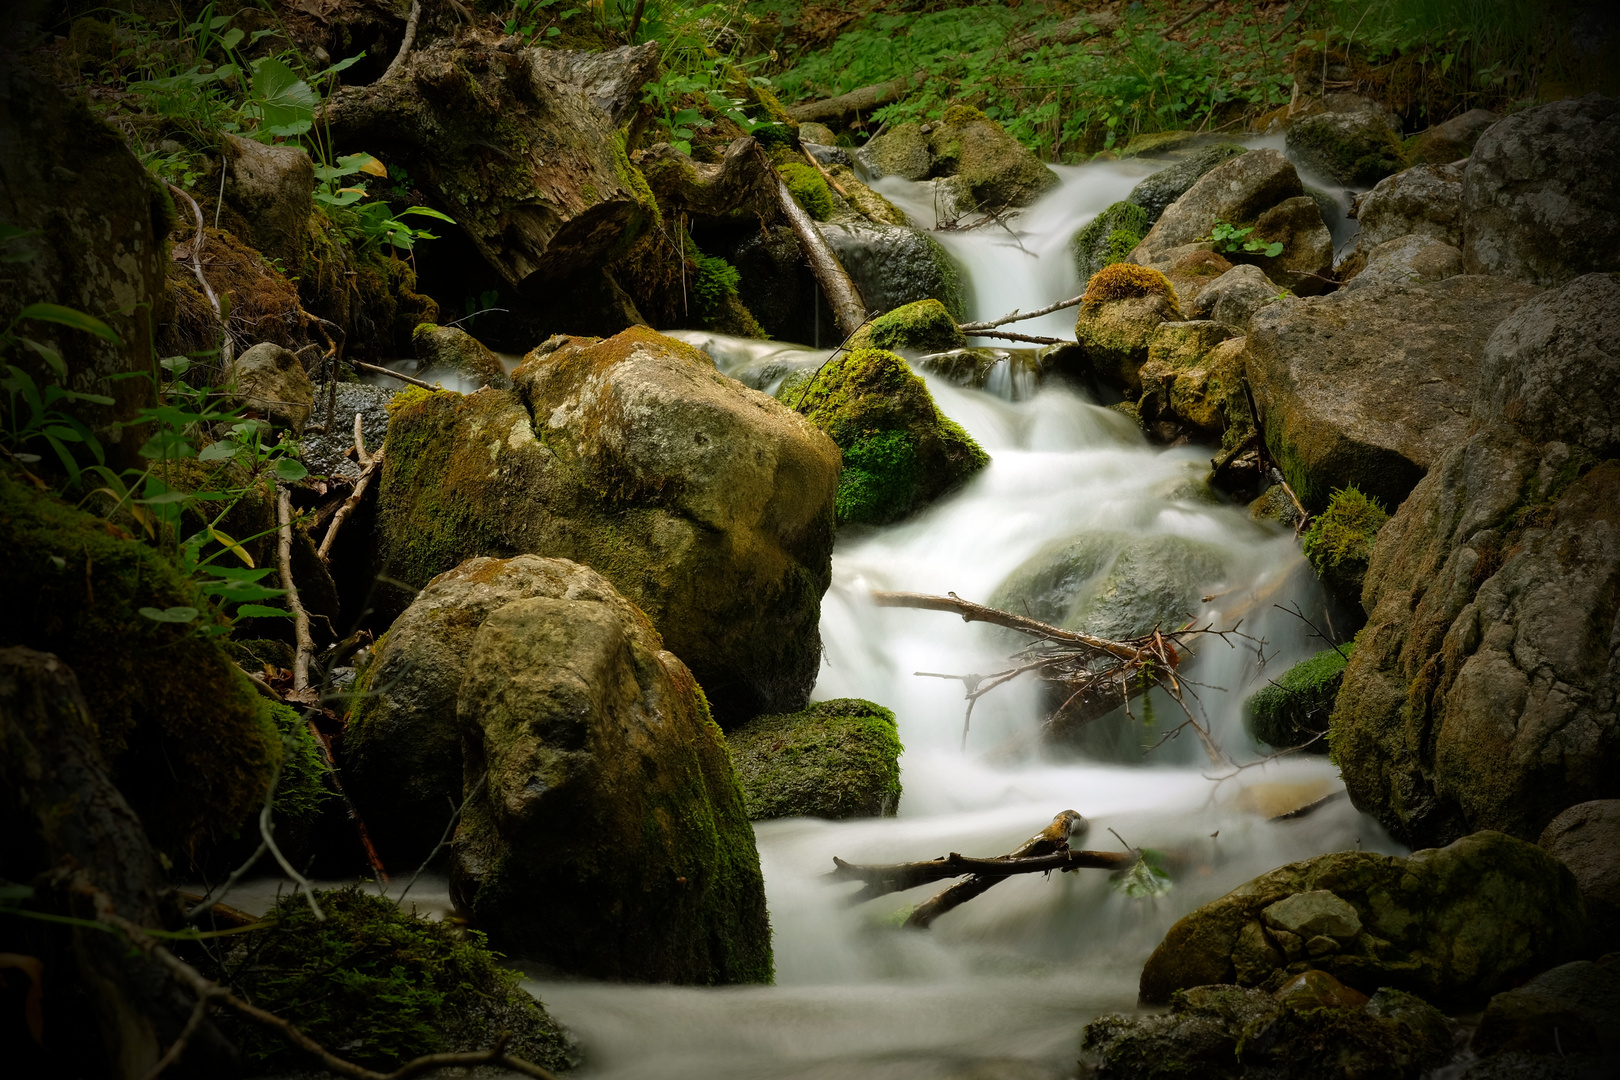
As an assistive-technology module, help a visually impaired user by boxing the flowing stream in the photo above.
[530,158,1399,1078]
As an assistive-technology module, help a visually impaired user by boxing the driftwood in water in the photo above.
[756,144,868,338]
[829,810,1136,928]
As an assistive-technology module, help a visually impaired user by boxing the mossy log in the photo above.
[638,136,778,221]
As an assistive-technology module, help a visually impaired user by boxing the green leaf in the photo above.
[250,57,317,138]
[139,606,201,623]
[233,603,292,618]
[15,336,67,378]
[17,304,122,345]
[199,441,238,462]
[398,206,456,223]
[273,458,308,481]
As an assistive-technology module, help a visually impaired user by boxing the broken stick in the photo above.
[276,487,315,691]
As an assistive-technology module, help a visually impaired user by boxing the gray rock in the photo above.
[1345,233,1465,292]
[221,134,314,273]
[1286,94,1405,186]
[1539,801,1620,949]
[858,111,1057,211]
[1125,143,1248,223]
[230,342,313,435]
[1262,890,1363,939]
[817,219,967,320]
[1334,275,1620,848]
[1245,274,1540,512]
[1190,263,1283,329]
[412,323,510,390]
[1356,162,1464,250]
[1472,955,1620,1062]
[1407,108,1497,165]
[796,121,837,146]
[1461,95,1620,285]
[857,122,933,181]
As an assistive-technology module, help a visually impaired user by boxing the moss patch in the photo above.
[268,702,332,824]
[1302,485,1389,604]
[847,298,966,354]
[779,161,834,220]
[209,887,575,1074]
[1082,262,1181,309]
[727,699,903,820]
[1245,643,1354,752]
[1072,201,1151,284]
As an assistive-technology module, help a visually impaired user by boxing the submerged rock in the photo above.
[1244,645,1351,753]
[794,346,987,526]
[1461,95,1620,285]
[727,698,903,820]
[372,326,841,724]
[1139,830,1590,1009]
[1332,273,1620,847]
[1539,802,1620,951]
[448,558,771,983]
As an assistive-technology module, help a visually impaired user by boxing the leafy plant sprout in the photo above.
[1201,220,1285,259]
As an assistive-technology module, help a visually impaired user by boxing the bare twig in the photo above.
[394,772,484,907]
[142,994,210,1080]
[1165,0,1217,35]
[258,763,325,921]
[276,487,315,691]
[167,181,233,372]
[318,446,384,561]
[1269,0,1314,42]
[353,360,435,390]
[381,0,422,83]
[303,719,390,882]
[353,411,371,466]
[959,292,1085,332]
[1273,602,1349,660]
[962,329,1069,345]
[802,146,849,197]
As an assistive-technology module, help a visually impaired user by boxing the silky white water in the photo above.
[533,159,1397,1079]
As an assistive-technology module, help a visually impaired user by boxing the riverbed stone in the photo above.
[1244,645,1350,753]
[228,342,314,435]
[1331,274,1620,848]
[1125,143,1248,224]
[1470,955,1620,1064]
[1137,323,1242,440]
[1539,802,1620,950]
[856,108,1056,210]
[1139,831,1590,1009]
[1074,265,1183,391]
[1461,95,1620,285]
[1345,233,1465,292]
[1356,163,1464,251]
[726,698,903,820]
[412,323,510,389]
[437,559,771,983]
[372,326,840,726]
[817,220,967,321]
[1188,264,1283,330]
[1244,273,1539,513]
[1285,95,1405,187]
[846,299,966,356]
[1071,200,1153,285]
[1406,108,1496,165]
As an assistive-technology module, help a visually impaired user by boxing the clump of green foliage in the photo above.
[1302,485,1389,601]
[726,698,903,820]
[267,703,332,824]
[778,161,834,220]
[686,235,744,317]
[1246,643,1355,751]
[635,1,791,155]
[1202,219,1284,259]
[213,887,575,1072]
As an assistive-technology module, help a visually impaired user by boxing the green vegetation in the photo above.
[847,298,966,355]
[267,702,333,824]
[1246,643,1355,751]
[1202,219,1284,259]
[210,887,574,1072]
[1302,485,1390,601]
[778,161,834,220]
[726,698,903,820]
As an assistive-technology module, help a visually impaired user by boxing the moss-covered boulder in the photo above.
[1071,200,1151,285]
[846,298,966,354]
[446,557,772,983]
[818,223,967,323]
[1244,645,1352,753]
[856,122,934,181]
[412,322,510,390]
[1135,322,1239,440]
[727,698,902,820]
[856,108,1056,211]
[1301,485,1389,605]
[1139,831,1591,1010]
[793,346,988,526]
[1081,983,1453,1080]
[371,326,840,724]
[0,475,280,856]
[1074,264,1182,391]
[209,887,576,1073]
[1285,96,1405,187]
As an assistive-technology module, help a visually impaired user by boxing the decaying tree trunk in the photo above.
[636,137,780,221]
[753,143,869,338]
[0,648,233,1077]
[785,71,927,123]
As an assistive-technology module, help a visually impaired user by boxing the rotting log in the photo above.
[637,136,779,221]
[785,71,927,123]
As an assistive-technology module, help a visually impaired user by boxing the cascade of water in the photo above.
[533,158,1395,1078]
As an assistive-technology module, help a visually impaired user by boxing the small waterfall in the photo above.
[535,158,1394,1080]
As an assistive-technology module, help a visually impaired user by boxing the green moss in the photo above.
[1072,200,1152,282]
[779,162,834,220]
[727,698,903,820]
[0,474,279,857]
[847,298,966,354]
[1245,643,1354,751]
[210,887,574,1073]
[1302,485,1389,602]
[268,703,332,824]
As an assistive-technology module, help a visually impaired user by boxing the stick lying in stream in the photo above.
[828,810,1138,928]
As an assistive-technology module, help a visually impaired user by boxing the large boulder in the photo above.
[1540,802,1620,950]
[435,557,772,983]
[1285,94,1405,187]
[816,220,967,321]
[1124,143,1248,224]
[1469,955,1620,1072]
[1331,274,1620,848]
[1073,264,1183,391]
[1461,95,1620,285]
[1139,831,1591,1009]
[1354,163,1464,250]
[322,35,660,288]
[1131,149,1333,296]
[791,346,988,526]
[0,64,164,464]
[726,698,903,820]
[1245,274,1539,512]
[372,326,841,724]
[857,106,1057,211]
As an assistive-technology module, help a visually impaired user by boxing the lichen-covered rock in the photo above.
[229,342,314,435]
[0,64,165,464]
[817,222,967,321]
[1074,264,1183,390]
[1245,274,1539,512]
[1189,264,1283,330]
[412,323,510,389]
[856,107,1056,210]
[1461,95,1620,285]
[1355,163,1464,251]
[1331,274,1620,848]
[1136,323,1241,440]
[372,327,840,725]
[727,698,903,820]
[1139,831,1591,1009]
[1080,982,1453,1080]
[1301,484,1390,604]
[846,297,966,354]
[856,122,933,181]
[1285,95,1405,186]
[322,35,660,289]
[0,475,280,855]
[1344,234,1464,292]
[1072,200,1152,284]
[794,347,987,526]
[1125,143,1248,224]
[1245,645,1351,753]
[1405,108,1496,165]
[1539,802,1620,950]
[217,134,314,274]
[445,563,770,984]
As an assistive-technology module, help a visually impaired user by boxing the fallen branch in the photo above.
[305,719,390,882]
[167,182,233,372]
[758,143,868,338]
[785,71,926,123]
[872,590,1144,662]
[318,446,384,561]
[276,487,315,691]
[803,145,850,197]
[959,292,1084,332]
[380,0,422,83]
[352,359,435,390]
[963,329,1069,345]
[1268,0,1314,42]
[1165,0,1218,35]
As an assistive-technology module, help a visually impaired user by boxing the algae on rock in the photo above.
[727,698,903,820]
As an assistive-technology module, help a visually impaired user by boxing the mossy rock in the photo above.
[208,886,576,1073]
[847,298,965,354]
[1071,201,1151,284]
[1125,143,1248,223]
[795,347,988,526]
[1286,109,1405,187]
[412,322,510,389]
[929,105,1058,210]
[1245,644,1353,753]
[727,698,903,820]
[0,475,279,856]
[1075,265,1183,391]
[1302,485,1389,605]
[779,161,834,220]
